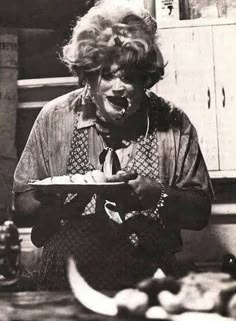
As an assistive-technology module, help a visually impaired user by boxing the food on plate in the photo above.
[106,169,138,183]
[29,170,107,185]
[30,174,85,185]
[83,170,107,183]
[114,288,149,315]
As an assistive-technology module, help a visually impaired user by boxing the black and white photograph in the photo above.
[0,0,236,320]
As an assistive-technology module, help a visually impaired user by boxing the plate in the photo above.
[28,181,126,194]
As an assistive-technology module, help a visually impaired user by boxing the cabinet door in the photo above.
[213,24,236,170]
[156,26,219,170]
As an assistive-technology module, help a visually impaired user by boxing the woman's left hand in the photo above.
[127,174,162,210]
[107,170,162,212]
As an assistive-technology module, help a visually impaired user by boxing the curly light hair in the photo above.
[62,0,165,88]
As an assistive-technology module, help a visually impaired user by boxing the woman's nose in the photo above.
[112,78,125,95]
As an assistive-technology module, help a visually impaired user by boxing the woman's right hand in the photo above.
[105,170,143,213]
[106,170,138,183]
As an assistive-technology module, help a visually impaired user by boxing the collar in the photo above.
[72,88,97,130]
[76,104,97,130]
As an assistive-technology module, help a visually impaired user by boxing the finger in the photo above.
[105,174,121,182]
[127,176,140,190]
[107,170,138,183]
[126,170,138,180]
[105,171,127,182]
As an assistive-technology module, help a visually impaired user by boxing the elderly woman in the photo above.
[13,0,213,290]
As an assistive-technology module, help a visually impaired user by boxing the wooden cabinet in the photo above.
[156,22,236,173]
[214,24,236,170]
[156,25,218,170]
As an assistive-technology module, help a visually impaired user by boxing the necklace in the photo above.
[144,107,150,141]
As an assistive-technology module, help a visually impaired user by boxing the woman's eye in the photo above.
[121,73,138,84]
[101,72,113,81]
[121,75,132,83]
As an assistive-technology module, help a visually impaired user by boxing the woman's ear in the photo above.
[144,68,165,89]
[144,75,157,89]
[144,76,153,89]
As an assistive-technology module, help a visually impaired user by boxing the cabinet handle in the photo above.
[207,88,211,109]
[222,86,226,108]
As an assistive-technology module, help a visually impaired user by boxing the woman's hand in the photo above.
[127,174,162,210]
[106,170,138,183]
[15,188,93,224]
[30,189,94,247]
[106,170,162,212]
[34,187,94,218]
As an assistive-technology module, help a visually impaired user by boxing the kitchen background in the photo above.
[0,0,236,272]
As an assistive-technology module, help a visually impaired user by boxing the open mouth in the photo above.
[106,96,129,110]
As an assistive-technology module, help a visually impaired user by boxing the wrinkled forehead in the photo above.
[102,62,147,80]
[86,61,147,86]
[102,61,143,76]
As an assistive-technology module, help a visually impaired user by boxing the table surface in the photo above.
[0,290,234,321]
[0,291,110,321]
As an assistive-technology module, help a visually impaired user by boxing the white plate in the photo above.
[28,180,125,194]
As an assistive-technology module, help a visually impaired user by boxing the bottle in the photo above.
[0,220,21,279]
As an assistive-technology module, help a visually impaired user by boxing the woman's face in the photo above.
[89,63,145,125]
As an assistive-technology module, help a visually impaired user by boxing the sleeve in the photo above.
[173,111,214,200]
[13,111,50,193]
[159,110,214,230]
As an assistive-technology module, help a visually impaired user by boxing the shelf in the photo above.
[158,17,236,29]
[17,77,78,104]
[18,101,47,109]
[17,77,77,88]
[210,171,236,180]
[212,203,236,215]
